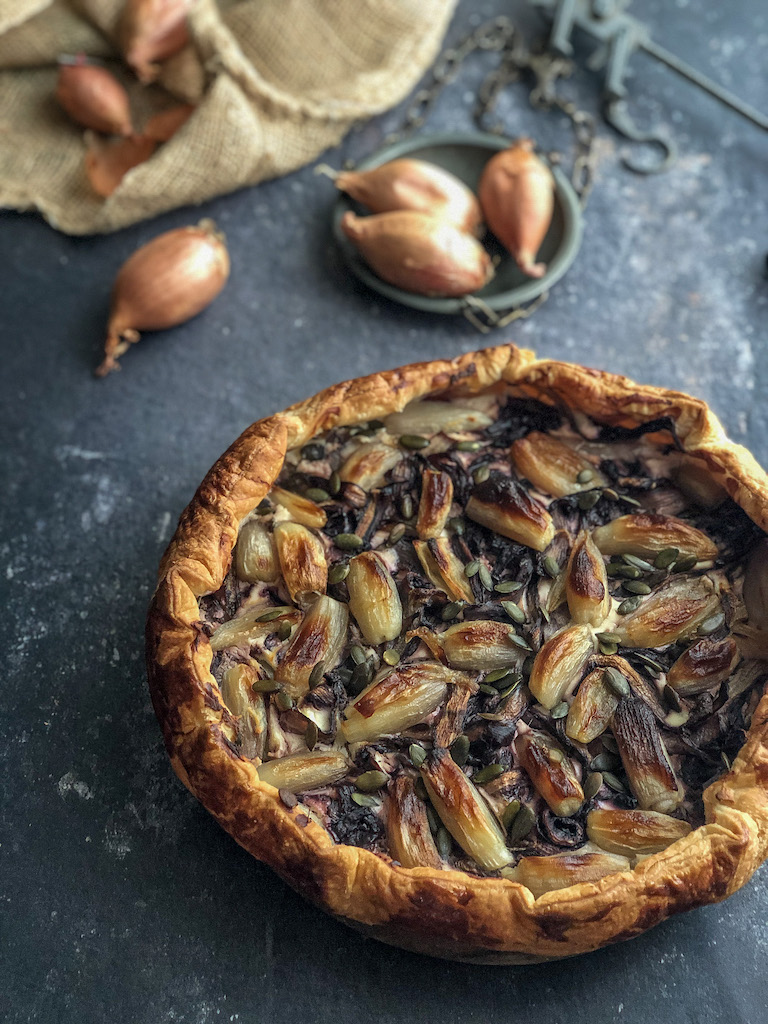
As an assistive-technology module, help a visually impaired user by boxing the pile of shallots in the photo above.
[55,0,194,197]
[333,140,556,299]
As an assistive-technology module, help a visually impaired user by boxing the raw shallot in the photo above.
[95,220,230,377]
[56,57,133,136]
[478,139,555,278]
[119,0,191,83]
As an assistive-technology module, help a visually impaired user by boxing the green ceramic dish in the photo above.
[332,131,583,315]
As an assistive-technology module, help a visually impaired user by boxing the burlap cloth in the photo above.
[0,0,456,234]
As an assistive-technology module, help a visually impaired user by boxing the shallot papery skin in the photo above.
[120,0,190,83]
[341,210,494,298]
[333,159,483,236]
[95,220,229,377]
[478,139,555,278]
[56,61,133,136]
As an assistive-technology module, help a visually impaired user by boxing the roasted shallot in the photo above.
[96,220,229,376]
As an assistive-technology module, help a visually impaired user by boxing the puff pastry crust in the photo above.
[146,344,768,963]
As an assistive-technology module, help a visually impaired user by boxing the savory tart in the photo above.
[147,345,768,963]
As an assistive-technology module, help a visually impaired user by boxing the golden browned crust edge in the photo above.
[146,344,768,961]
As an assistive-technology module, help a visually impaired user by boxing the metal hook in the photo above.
[604,98,676,174]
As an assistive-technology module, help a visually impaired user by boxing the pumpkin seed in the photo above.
[599,641,618,656]
[335,532,363,550]
[622,554,654,572]
[654,547,679,569]
[550,701,569,719]
[447,516,465,535]
[367,419,386,431]
[441,601,464,621]
[720,751,731,771]
[275,691,294,711]
[603,488,619,501]
[277,619,292,641]
[699,612,725,636]
[602,771,627,793]
[621,495,642,507]
[436,826,453,858]
[583,771,603,801]
[501,799,521,830]
[473,464,491,485]
[464,560,481,578]
[251,677,280,694]
[383,648,400,666]
[548,748,564,764]
[604,666,631,698]
[591,752,619,772]
[578,490,601,510]
[356,770,389,792]
[485,667,514,684]
[256,607,292,622]
[349,660,374,693]
[597,631,622,644]
[351,792,380,808]
[425,803,439,831]
[400,434,430,450]
[328,471,341,495]
[508,634,532,651]
[455,440,482,452]
[388,523,406,544]
[630,652,664,676]
[400,494,414,520]
[478,564,493,590]
[672,554,698,572]
[622,580,651,595]
[478,683,497,695]
[409,743,427,767]
[328,562,350,585]
[349,645,367,665]
[305,487,330,502]
[506,804,535,844]
[605,564,624,577]
[305,721,318,750]
[495,580,523,594]
[617,595,642,615]
[615,565,641,580]
[498,679,522,698]
[472,763,504,785]
[308,661,326,688]
[415,777,429,801]
[577,468,594,484]
[501,601,525,624]
[543,555,560,579]
[255,498,272,515]
[450,734,470,767]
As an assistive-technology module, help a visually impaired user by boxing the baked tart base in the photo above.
[146,344,768,963]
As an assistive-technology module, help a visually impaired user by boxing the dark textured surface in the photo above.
[2,1,767,1021]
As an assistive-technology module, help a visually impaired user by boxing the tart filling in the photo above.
[199,391,767,893]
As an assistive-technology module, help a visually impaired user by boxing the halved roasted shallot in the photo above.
[275,596,348,697]
[341,663,461,743]
[612,575,722,649]
[510,432,606,498]
[414,536,474,604]
[338,441,402,491]
[441,619,529,671]
[612,698,683,813]
[386,775,443,869]
[220,664,268,762]
[528,624,595,709]
[417,469,454,540]
[420,749,512,871]
[515,728,584,816]
[565,668,620,744]
[666,637,739,696]
[565,530,610,626]
[273,522,327,606]
[270,486,327,529]
[256,750,350,793]
[592,514,718,562]
[346,551,402,645]
[505,851,630,897]
[586,808,692,857]
[466,473,554,551]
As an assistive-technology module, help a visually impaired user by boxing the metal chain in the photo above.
[363,17,598,332]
